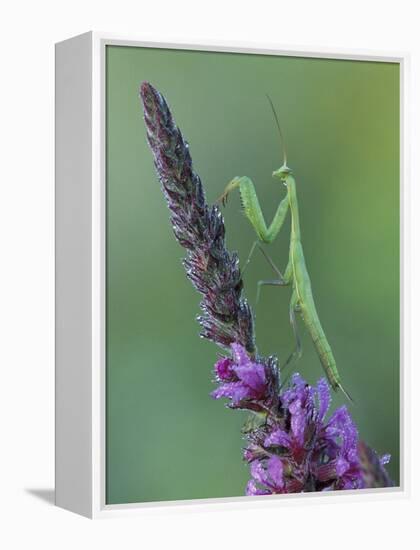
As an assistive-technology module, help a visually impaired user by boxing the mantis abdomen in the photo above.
[292,237,346,396]
[289,219,351,400]
[299,289,340,392]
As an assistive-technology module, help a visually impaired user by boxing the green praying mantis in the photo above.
[217,97,352,402]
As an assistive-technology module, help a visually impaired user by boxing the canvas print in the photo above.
[106,46,399,504]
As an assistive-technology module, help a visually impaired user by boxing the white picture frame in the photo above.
[55,31,409,518]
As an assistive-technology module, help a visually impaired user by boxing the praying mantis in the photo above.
[217,97,352,402]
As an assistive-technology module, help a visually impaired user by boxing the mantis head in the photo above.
[272,164,292,183]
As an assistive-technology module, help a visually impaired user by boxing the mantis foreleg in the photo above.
[218,176,289,244]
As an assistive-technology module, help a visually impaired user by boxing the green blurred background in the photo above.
[106,46,399,504]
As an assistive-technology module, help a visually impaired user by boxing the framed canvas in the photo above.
[55,32,408,518]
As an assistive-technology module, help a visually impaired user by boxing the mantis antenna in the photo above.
[266,93,287,167]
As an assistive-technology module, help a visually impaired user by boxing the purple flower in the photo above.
[211,343,278,411]
[256,379,363,491]
[317,405,362,490]
[246,456,285,495]
[212,348,392,493]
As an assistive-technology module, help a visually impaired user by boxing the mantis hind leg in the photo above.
[243,241,291,303]
[256,278,289,305]
[241,240,260,278]
[281,291,303,373]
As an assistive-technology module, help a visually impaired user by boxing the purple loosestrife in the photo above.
[213,346,364,492]
[139,82,393,494]
[211,343,279,413]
